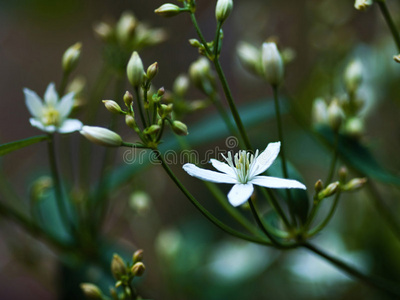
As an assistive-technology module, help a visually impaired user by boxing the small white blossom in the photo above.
[183,142,306,207]
[24,82,82,133]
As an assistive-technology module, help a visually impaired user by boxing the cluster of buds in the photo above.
[93,11,167,72]
[80,250,145,300]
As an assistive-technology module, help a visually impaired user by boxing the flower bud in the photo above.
[125,114,136,129]
[123,91,134,108]
[339,167,348,183]
[143,124,161,135]
[127,51,145,87]
[237,41,262,76]
[133,249,144,263]
[131,262,146,277]
[62,42,82,73]
[103,100,124,114]
[155,3,182,17]
[312,98,328,126]
[93,22,113,42]
[261,42,284,86]
[173,74,190,96]
[157,87,165,97]
[189,39,202,48]
[314,180,324,193]
[189,57,215,93]
[116,12,137,44]
[354,0,373,11]
[327,100,345,131]
[318,181,340,200]
[342,178,367,192]
[344,60,363,93]
[344,117,364,137]
[80,283,103,300]
[215,0,233,23]
[111,254,127,280]
[130,191,151,215]
[80,126,122,147]
[171,120,188,136]
[146,62,159,82]
[394,54,400,63]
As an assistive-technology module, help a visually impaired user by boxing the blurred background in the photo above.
[1,0,400,299]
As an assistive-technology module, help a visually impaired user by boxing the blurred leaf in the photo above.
[316,125,400,186]
[0,135,48,156]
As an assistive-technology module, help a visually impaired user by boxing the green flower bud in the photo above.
[123,91,134,108]
[344,117,364,137]
[62,42,82,73]
[111,254,127,280]
[327,100,345,131]
[127,51,145,87]
[80,126,122,147]
[237,41,262,76]
[189,57,215,93]
[339,167,348,183]
[125,114,136,129]
[261,42,284,86]
[103,100,124,114]
[130,191,151,215]
[215,0,233,23]
[354,0,373,11]
[116,12,137,44]
[342,178,367,192]
[155,3,182,17]
[314,180,324,193]
[157,87,165,97]
[318,181,340,200]
[80,283,103,300]
[394,54,400,63]
[189,39,202,48]
[143,124,161,135]
[131,262,146,277]
[146,62,159,82]
[344,60,363,93]
[312,98,328,126]
[93,22,113,42]
[173,74,190,96]
[133,249,144,263]
[171,120,188,136]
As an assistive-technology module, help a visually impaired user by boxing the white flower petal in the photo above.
[24,88,44,118]
[251,175,306,190]
[29,118,56,133]
[210,159,236,177]
[44,82,58,106]
[57,92,75,119]
[183,163,238,184]
[57,119,83,133]
[253,142,281,176]
[228,183,254,207]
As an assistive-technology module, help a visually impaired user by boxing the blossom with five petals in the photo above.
[24,82,82,133]
[183,142,306,207]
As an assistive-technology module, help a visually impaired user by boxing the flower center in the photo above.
[42,106,61,126]
[223,150,259,184]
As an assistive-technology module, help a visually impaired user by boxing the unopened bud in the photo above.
[344,60,363,93]
[133,249,144,263]
[62,42,82,73]
[157,87,165,97]
[354,0,373,11]
[342,178,367,191]
[394,54,400,63]
[111,254,126,280]
[344,117,364,137]
[125,114,136,129]
[339,167,348,183]
[127,51,145,87]
[155,3,182,17]
[312,98,328,126]
[143,124,161,135]
[116,12,137,44]
[146,62,159,82]
[80,283,102,300]
[80,126,122,147]
[215,0,233,23]
[189,39,202,48]
[130,191,151,215]
[314,180,324,193]
[189,57,214,93]
[93,22,113,42]
[318,181,340,200]
[173,74,190,96]
[327,100,345,131]
[131,262,146,276]
[237,41,262,76]
[171,120,188,136]
[123,91,134,108]
[103,100,124,114]
[261,42,284,86]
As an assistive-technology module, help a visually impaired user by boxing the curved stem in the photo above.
[155,149,273,246]
[190,13,213,57]
[214,21,222,58]
[47,134,75,236]
[303,242,400,298]
[377,1,400,52]
[134,87,148,129]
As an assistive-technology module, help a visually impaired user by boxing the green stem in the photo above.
[190,13,213,57]
[303,242,400,298]
[325,130,339,184]
[47,134,75,236]
[377,1,400,52]
[214,21,222,57]
[135,87,148,129]
[272,86,296,225]
[155,149,273,246]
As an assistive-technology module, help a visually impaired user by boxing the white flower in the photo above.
[24,82,82,133]
[183,142,306,207]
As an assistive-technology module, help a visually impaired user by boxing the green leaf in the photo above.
[316,125,400,186]
[0,135,48,156]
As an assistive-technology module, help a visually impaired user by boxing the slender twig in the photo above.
[134,87,148,129]
[303,242,400,298]
[377,1,400,52]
